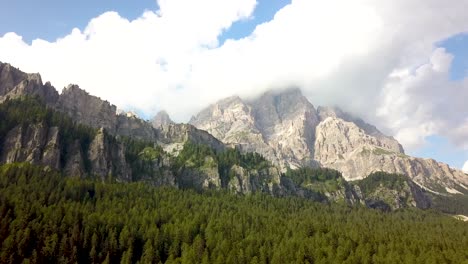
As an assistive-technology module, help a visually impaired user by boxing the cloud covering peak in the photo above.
[0,0,467,154]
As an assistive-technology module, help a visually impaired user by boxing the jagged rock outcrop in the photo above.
[88,128,132,181]
[190,88,320,170]
[151,110,174,128]
[0,63,59,105]
[315,117,468,194]
[57,84,118,133]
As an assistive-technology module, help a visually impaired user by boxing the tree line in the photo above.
[1,163,467,264]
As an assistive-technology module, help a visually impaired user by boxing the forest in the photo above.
[1,163,467,264]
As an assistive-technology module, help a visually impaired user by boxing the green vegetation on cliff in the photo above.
[285,167,346,192]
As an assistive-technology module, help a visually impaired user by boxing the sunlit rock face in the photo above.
[190,88,320,170]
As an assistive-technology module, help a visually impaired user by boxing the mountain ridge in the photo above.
[0,61,466,211]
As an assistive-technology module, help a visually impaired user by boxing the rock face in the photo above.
[57,84,118,134]
[190,88,320,170]
[317,106,404,153]
[0,123,61,170]
[88,128,132,181]
[116,114,157,142]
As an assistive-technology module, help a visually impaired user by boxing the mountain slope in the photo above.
[315,116,468,194]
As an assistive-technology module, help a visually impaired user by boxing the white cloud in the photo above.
[463,161,468,173]
[376,48,468,150]
[0,0,467,152]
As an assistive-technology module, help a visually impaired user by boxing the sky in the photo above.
[0,0,467,171]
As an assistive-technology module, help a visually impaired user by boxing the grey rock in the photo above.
[57,84,118,134]
[317,106,404,153]
[41,127,61,170]
[116,114,157,142]
[190,88,320,170]
[63,140,85,178]
[156,123,225,155]
[0,62,59,105]
[151,110,174,128]
[88,128,132,181]
[0,123,60,168]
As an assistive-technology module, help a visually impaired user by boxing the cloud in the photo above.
[0,0,257,118]
[376,48,468,150]
[0,0,467,153]
[463,161,468,173]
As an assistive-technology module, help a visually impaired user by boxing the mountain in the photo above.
[0,61,466,212]
[151,110,174,128]
[190,88,320,170]
[191,88,468,195]
[0,62,345,204]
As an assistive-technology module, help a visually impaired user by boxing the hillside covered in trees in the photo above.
[1,163,467,264]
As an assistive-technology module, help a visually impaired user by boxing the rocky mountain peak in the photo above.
[0,62,59,105]
[57,84,118,133]
[190,88,320,170]
[251,88,317,130]
[151,110,174,128]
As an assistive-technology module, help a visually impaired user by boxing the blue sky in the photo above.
[0,0,467,170]
[0,0,158,43]
[0,0,290,44]
[438,33,468,81]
